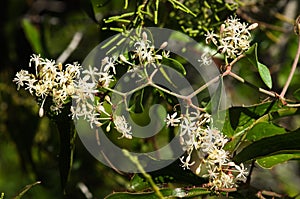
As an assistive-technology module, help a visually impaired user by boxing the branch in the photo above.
[56,32,83,64]
[280,34,300,98]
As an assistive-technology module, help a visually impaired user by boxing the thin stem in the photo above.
[123,149,164,199]
[187,75,221,99]
[280,35,300,98]
[228,71,277,98]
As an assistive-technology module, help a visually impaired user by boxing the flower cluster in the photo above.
[70,59,115,129]
[121,31,169,79]
[165,111,248,190]
[13,54,133,139]
[13,54,81,116]
[205,16,258,59]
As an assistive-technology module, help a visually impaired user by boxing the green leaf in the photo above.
[257,153,300,169]
[13,181,41,199]
[246,122,286,142]
[21,19,43,54]
[105,187,210,199]
[222,101,299,151]
[161,57,186,76]
[245,43,272,89]
[233,129,300,164]
[130,174,150,191]
[257,63,272,89]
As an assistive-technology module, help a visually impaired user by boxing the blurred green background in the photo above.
[0,0,300,198]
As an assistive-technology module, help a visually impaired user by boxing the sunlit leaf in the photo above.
[246,122,286,142]
[257,153,300,169]
[222,101,299,151]
[245,43,272,89]
[257,63,272,89]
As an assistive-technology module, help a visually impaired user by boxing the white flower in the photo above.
[165,112,181,127]
[198,52,212,66]
[114,115,132,139]
[206,15,257,58]
[234,163,248,182]
[180,116,197,136]
[179,155,195,170]
[13,70,30,90]
[101,57,116,74]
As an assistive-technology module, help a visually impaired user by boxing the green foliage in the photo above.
[2,0,300,198]
[245,43,272,89]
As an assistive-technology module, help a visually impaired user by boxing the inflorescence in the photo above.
[14,17,250,190]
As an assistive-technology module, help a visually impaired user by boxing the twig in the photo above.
[123,149,164,199]
[280,34,300,98]
[56,32,83,64]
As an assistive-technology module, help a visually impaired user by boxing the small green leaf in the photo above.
[257,63,272,89]
[233,129,300,164]
[21,19,43,54]
[161,57,186,76]
[13,181,41,199]
[245,43,272,89]
[257,153,300,169]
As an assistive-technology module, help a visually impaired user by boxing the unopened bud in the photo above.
[39,107,44,117]
[142,32,147,41]
[106,122,111,132]
[220,24,226,34]
[119,54,127,62]
[159,41,168,49]
[294,15,300,35]
[196,165,201,175]
[248,23,258,30]
[102,57,109,66]
[104,95,112,105]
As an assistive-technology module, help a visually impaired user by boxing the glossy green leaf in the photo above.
[21,19,43,54]
[105,187,210,199]
[13,181,41,199]
[257,63,272,89]
[245,43,272,89]
[257,153,300,169]
[246,122,286,142]
[161,57,186,76]
[233,129,300,164]
[222,101,299,151]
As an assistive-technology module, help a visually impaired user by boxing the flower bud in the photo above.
[142,32,147,41]
[248,23,258,30]
[159,41,168,49]
[39,107,44,117]
[119,54,127,62]
[220,24,226,34]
